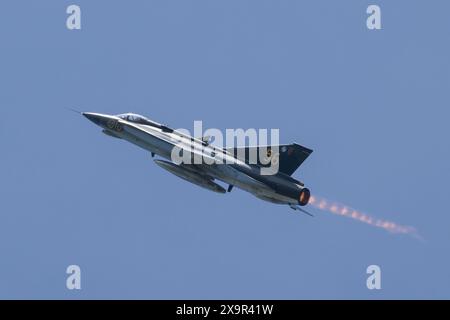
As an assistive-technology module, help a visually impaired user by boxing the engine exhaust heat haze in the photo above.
[309,195,419,237]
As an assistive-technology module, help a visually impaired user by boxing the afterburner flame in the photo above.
[309,195,417,236]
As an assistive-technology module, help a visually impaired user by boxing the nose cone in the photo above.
[82,112,113,127]
[82,112,101,125]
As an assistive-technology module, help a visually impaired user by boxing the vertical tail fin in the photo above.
[226,143,313,176]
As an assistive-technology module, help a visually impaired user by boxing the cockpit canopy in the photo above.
[116,113,174,133]
[116,113,162,127]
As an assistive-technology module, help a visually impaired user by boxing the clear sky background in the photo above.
[1,1,449,299]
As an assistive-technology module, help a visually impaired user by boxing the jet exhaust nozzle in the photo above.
[298,188,311,206]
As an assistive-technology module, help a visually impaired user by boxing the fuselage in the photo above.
[82,112,311,207]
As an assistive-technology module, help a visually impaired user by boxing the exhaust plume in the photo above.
[309,195,419,237]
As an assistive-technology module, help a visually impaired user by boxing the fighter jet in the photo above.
[82,112,313,214]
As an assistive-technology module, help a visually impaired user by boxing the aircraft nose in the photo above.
[82,112,96,121]
[82,112,104,126]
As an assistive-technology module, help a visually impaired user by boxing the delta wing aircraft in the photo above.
[82,112,313,214]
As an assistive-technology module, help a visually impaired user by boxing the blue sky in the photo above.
[0,1,449,299]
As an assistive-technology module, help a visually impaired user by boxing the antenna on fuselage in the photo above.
[67,107,82,114]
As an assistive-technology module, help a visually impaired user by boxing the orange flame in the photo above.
[309,195,418,236]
